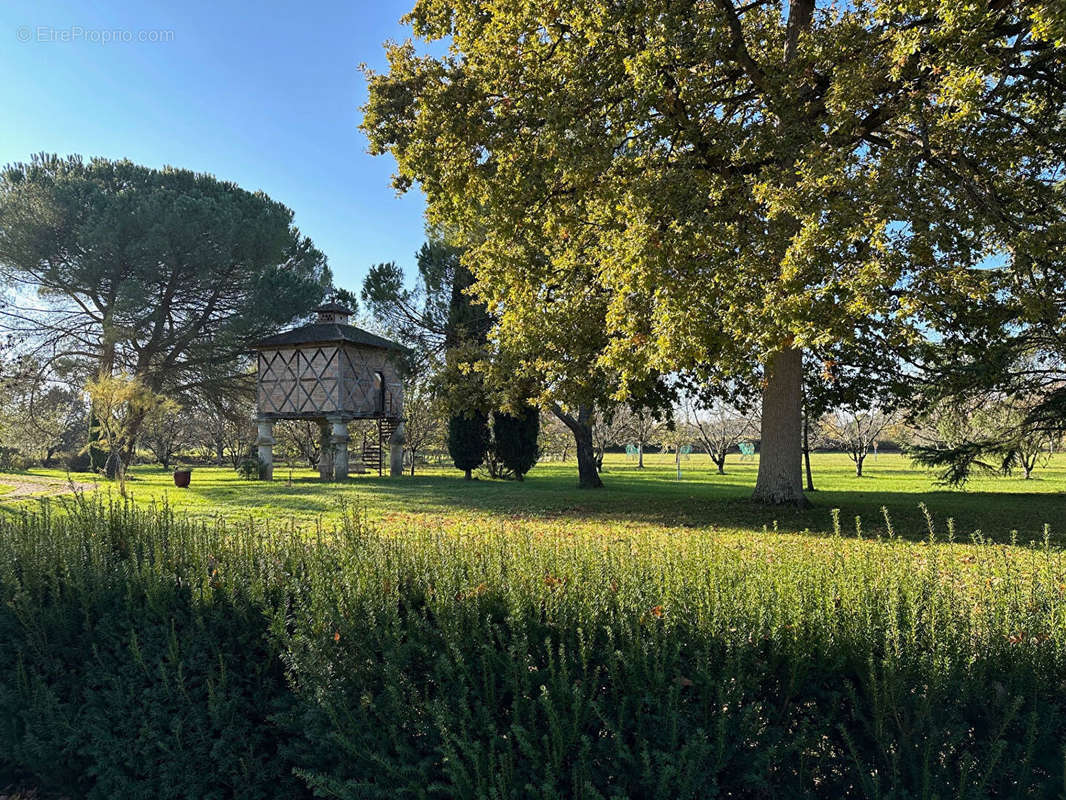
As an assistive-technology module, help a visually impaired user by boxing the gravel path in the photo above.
[0,474,97,500]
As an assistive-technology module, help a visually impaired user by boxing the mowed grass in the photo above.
[2,450,1064,544]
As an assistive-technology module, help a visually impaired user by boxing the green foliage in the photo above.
[360,240,466,366]
[491,406,540,480]
[0,447,27,471]
[235,457,262,480]
[0,499,304,799]
[0,356,88,467]
[3,498,1066,797]
[908,395,1055,484]
[361,0,1066,501]
[448,410,490,478]
[0,154,330,398]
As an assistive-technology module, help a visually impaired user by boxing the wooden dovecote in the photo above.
[253,302,405,480]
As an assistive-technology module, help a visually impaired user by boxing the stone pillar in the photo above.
[255,419,275,481]
[389,422,405,477]
[329,417,349,480]
[318,420,334,481]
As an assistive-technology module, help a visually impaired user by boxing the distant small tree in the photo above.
[591,407,631,472]
[821,408,899,477]
[274,420,322,469]
[196,396,255,467]
[492,406,540,481]
[402,377,447,475]
[801,409,833,491]
[658,421,695,478]
[448,411,490,480]
[621,409,661,469]
[1015,432,1052,480]
[85,374,163,492]
[141,398,192,468]
[538,414,572,462]
[685,394,758,475]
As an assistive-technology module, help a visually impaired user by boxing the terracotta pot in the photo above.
[173,469,192,488]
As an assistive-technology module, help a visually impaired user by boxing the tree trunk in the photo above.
[553,404,604,489]
[104,448,121,480]
[752,347,808,506]
[574,426,603,488]
[802,405,816,492]
[637,444,644,468]
[464,468,472,480]
[88,410,108,471]
[715,454,726,474]
[855,455,864,477]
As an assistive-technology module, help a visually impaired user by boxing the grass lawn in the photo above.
[2,451,1063,544]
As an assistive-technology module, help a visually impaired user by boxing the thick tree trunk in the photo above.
[752,348,808,506]
[855,455,864,477]
[574,426,603,489]
[464,468,472,480]
[553,404,604,489]
[715,454,726,474]
[637,444,644,468]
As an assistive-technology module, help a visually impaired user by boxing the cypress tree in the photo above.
[442,257,493,478]
[448,411,490,479]
[492,406,540,481]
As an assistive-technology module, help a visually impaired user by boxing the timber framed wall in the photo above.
[257,343,402,420]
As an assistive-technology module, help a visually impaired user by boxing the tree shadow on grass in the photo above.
[170,467,1066,546]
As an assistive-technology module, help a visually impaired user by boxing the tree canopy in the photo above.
[362,0,1066,503]
[0,154,331,396]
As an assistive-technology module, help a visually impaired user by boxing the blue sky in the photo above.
[0,0,433,294]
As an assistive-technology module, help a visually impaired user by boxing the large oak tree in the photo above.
[362,0,1066,503]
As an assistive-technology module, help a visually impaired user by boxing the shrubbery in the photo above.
[2,499,1065,797]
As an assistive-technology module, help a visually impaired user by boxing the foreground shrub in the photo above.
[1,498,1065,797]
[0,499,303,800]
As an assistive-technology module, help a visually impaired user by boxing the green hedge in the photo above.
[1,498,1065,798]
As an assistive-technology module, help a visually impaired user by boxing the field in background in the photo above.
[2,451,1063,544]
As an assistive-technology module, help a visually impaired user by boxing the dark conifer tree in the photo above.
[492,406,540,480]
[448,411,490,479]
